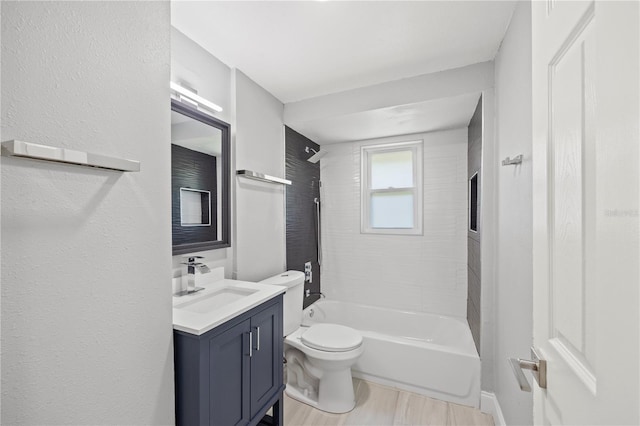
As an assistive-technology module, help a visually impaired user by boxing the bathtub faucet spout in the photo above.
[305,290,326,299]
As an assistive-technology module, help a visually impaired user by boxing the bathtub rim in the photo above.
[301,299,479,359]
[303,299,470,324]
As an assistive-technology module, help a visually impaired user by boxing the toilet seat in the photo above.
[301,324,363,352]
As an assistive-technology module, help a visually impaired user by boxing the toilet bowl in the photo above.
[259,271,363,414]
[285,324,364,413]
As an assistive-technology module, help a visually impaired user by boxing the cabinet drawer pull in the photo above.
[255,326,260,351]
[248,331,253,357]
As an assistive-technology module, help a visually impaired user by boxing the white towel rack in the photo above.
[236,169,291,185]
[1,140,140,172]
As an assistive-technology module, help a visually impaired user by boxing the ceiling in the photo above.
[292,92,481,145]
[171,1,515,143]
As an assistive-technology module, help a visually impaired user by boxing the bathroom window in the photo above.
[361,141,423,235]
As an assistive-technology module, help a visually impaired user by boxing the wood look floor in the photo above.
[283,379,494,426]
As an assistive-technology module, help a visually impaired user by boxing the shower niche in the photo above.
[469,172,478,232]
[179,188,211,226]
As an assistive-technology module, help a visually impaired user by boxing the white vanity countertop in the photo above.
[172,279,286,336]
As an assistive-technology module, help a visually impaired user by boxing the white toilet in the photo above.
[260,271,363,414]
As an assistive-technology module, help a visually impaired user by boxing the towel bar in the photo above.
[236,169,291,185]
[1,140,140,172]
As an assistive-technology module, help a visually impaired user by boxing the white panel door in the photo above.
[532,1,639,424]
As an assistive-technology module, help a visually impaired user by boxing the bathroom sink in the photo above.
[173,278,286,335]
[175,287,259,314]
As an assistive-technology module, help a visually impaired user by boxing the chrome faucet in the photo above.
[176,256,210,296]
[305,289,326,299]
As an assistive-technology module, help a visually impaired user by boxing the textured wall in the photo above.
[285,127,321,309]
[321,129,468,317]
[1,2,174,424]
[494,1,534,423]
[467,97,483,354]
[233,70,286,281]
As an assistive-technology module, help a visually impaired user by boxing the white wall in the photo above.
[479,88,497,394]
[171,27,234,277]
[321,129,468,317]
[1,2,174,424]
[232,69,286,281]
[493,1,534,424]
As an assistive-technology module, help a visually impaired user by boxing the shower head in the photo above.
[305,146,327,163]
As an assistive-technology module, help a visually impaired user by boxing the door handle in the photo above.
[247,331,253,357]
[509,347,547,392]
[255,326,260,351]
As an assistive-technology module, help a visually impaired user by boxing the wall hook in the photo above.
[502,155,523,166]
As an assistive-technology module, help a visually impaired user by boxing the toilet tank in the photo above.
[259,271,305,336]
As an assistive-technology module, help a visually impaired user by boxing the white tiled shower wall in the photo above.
[320,128,468,317]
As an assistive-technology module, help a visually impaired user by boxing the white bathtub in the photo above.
[301,300,481,407]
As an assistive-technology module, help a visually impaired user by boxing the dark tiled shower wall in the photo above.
[285,126,321,309]
[171,144,218,246]
[467,96,483,354]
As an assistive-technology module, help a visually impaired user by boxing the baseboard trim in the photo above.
[480,391,506,426]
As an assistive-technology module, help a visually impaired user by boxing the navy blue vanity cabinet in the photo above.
[249,303,281,419]
[174,295,284,426]
[209,319,252,425]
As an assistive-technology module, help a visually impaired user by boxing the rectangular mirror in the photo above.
[171,99,230,254]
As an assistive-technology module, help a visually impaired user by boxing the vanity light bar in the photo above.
[170,82,223,113]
